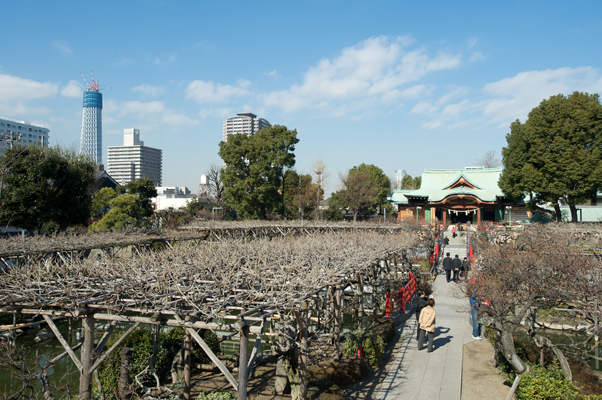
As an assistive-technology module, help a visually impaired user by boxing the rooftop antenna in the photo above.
[79,70,111,92]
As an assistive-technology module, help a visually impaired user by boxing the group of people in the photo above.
[414,291,436,352]
[442,253,469,282]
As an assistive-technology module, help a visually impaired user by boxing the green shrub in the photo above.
[516,363,580,400]
[342,328,385,367]
[196,390,237,400]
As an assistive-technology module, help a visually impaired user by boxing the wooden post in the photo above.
[372,266,378,321]
[477,208,481,224]
[238,325,250,400]
[357,274,364,329]
[334,286,342,360]
[443,209,447,228]
[80,316,95,400]
[299,302,309,400]
[183,323,191,400]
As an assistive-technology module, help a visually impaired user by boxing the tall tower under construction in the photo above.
[79,72,107,164]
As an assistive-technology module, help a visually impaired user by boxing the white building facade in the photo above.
[0,116,49,156]
[107,128,162,186]
[222,112,270,142]
[152,186,194,211]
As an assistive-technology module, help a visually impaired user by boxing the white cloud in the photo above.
[161,113,197,125]
[263,36,461,113]
[0,73,58,101]
[186,80,252,103]
[60,80,83,98]
[52,40,73,54]
[467,38,478,49]
[438,86,470,104]
[118,101,167,117]
[199,107,233,119]
[133,84,165,96]
[112,100,198,126]
[418,66,602,130]
[268,70,281,80]
[154,54,177,65]
[411,101,438,115]
[469,52,486,62]
[116,58,133,66]
[482,67,602,124]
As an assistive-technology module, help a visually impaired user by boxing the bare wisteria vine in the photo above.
[0,230,420,320]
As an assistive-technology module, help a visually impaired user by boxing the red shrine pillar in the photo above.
[442,209,447,227]
[477,208,481,225]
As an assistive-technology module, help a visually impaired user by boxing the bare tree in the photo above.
[474,150,501,168]
[205,163,225,205]
[461,224,602,398]
[310,156,329,218]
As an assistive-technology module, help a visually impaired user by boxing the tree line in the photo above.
[0,144,158,233]
[216,125,398,222]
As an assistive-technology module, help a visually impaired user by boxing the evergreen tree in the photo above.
[218,125,299,219]
[499,92,602,221]
[0,145,95,231]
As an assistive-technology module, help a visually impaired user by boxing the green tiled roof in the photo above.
[390,168,504,204]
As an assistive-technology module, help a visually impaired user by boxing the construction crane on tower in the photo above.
[80,70,111,92]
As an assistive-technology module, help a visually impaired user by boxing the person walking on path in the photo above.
[461,256,469,279]
[443,253,453,282]
[451,254,462,282]
[470,293,482,340]
[451,226,457,238]
[414,291,428,341]
[418,298,436,352]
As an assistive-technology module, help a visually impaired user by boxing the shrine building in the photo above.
[390,168,528,225]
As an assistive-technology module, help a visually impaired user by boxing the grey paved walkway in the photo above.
[375,232,474,400]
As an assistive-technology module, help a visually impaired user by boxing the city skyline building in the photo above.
[0,116,49,157]
[107,128,162,186]
[394,169,407,190]
[79,88,103,164]
[222,112,270,142]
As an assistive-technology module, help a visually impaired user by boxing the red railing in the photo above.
[386,271,417,317]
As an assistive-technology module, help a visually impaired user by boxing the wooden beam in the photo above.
[49,343,83,365]
[89,322,140,374]
[42,315,83,371]
[246,319,265,380]
[94,320,117,354]
[181,323,239,391]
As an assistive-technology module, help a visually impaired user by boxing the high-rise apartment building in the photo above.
[107,128,162,186]
[222,112,270,142]
[394,169,407,189]
[0,116,49,156]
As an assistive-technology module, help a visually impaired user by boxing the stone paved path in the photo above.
[375,230,474,400]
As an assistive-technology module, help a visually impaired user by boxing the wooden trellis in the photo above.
[0,225,427,399]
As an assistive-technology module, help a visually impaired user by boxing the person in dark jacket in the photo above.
[442,252,453,282]
[461,257,470,278]
[414,291,428,341]
[451,254,462,282]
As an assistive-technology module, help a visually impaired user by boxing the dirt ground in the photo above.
[461,339,511,400]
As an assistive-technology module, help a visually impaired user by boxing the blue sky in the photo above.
[1,1,602,195]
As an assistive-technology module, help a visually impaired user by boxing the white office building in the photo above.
[107,128,162,186]
[222,112,270,142]
[0,116,49,156]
